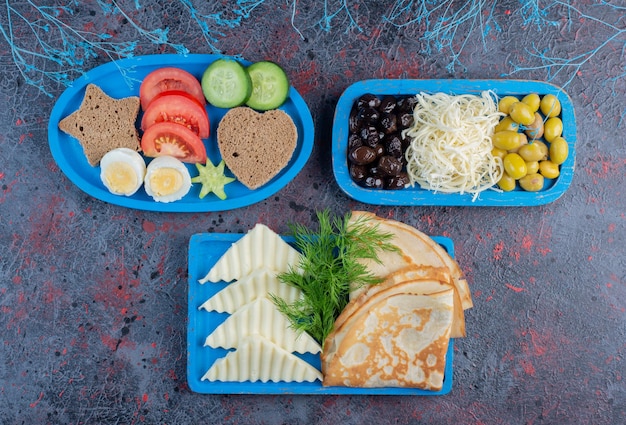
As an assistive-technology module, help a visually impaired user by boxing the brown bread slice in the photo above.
[217,107,297,190]
[58,84,140,166]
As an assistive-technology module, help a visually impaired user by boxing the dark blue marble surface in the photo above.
[1,1,624,424]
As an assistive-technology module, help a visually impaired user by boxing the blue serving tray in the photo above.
[48,54,314,212]
[187,232,455,395]
[332,79,576,206]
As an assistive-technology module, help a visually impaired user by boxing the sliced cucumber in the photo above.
[201,59,252,109]
[245,61,290,111]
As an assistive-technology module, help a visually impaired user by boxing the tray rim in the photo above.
[332,78,577,207]
[186,231,456,395]
[47,53,314,212]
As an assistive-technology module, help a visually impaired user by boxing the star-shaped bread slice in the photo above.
[58,84,141,166]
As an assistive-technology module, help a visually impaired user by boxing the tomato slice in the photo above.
[141,122,207,164]
[152,90,205,109]
[141,93,210,139]
[140,68,206,110]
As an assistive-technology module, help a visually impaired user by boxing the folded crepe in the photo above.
[348,211,472,311]
[322,286,454,390]
[337,266,465,338]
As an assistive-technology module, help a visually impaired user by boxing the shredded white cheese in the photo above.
[403,91,504,201]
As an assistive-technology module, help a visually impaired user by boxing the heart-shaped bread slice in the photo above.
[217,107,297,190]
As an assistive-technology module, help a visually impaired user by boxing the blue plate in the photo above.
[48,54,314,212]
[332,79,576,206]
[187,232,455,395]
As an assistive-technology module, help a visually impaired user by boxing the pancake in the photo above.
[348,211,473,311]
[337,266,466,338]
[322,287,454,390]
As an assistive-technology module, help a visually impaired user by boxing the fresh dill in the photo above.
[270,210,398,345]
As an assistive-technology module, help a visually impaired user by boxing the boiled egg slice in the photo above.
[100,148,146,196]
[144,155,192,203]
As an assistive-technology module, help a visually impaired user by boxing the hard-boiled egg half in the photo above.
[144,155,192,203]
[100,148,147,196]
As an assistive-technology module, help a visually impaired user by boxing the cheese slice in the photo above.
[205,297,321,354]
[199,268,303,314]
[202,335,322,383]
[199,223,301,283]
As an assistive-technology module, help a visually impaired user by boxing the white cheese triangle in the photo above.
[199,268,303,314]
[199,223,301,283]
[204,297,321,354]
[201,335,322,383]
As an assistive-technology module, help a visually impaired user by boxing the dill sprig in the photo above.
[270,210,398,344]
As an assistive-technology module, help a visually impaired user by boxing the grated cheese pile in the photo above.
[403,91,504,201]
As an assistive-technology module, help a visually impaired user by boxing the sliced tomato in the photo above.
[141,93,210,139]
[151,90,205,109]
[140,67,205,110]
[141,122,207,164]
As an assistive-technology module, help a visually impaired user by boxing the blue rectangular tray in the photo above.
[187,232,456,395]
[332,79,576,206]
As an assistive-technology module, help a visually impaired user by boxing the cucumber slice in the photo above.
[245,61,290,111]
[201,59,252,109]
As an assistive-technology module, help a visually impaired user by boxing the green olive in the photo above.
[549,136,569,165]
[522,93,540,112]
[491,147,507,161]
[540,94,561,117]
[497,172,517,192]
[539,160,560,179]
[495,116,520,133]
[492,130,522,151]
[518,132,529,147]
[503,153,527,180]
[518,143,546,162]
[533,140,549,160]
[525,160,539,174]
[509,102,535,126]
[524,112,544,139]
[543,117,563,142]
[519,173,544,192]
[498,96,520,114]
[508,132,528,154]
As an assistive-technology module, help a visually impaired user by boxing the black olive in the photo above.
[361,176,384,188]
[397,96,417,112]
[348,146,377,165]
[347,94,416,192]
[349,109,362,133]
[401,133,411,152]
[356,94,380,109]
[357,125,371,140]
[377,155,403,176]
[379,113,398,134]
[357,107,380,125]
[349,164,368,182]
[360,126,381,147]
[372,143,385,157]
[348,133,362,150]
[386,172,411,189]
[384,134,403,158]
[367,165,384,178]
[397,111,414,129]
[379,95,397,114]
